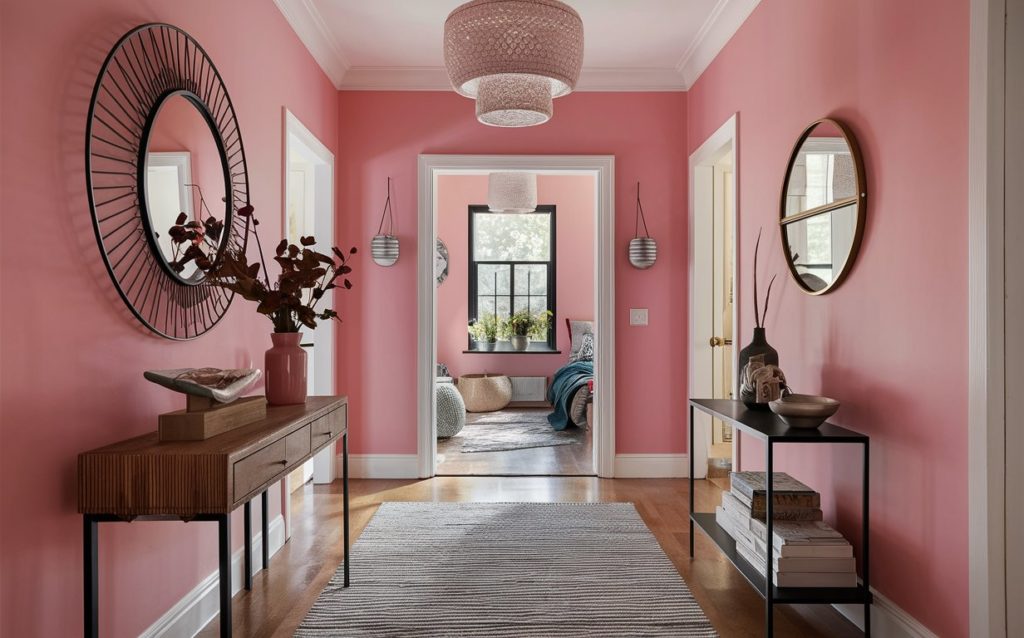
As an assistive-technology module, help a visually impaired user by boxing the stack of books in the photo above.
[715,471,857,588]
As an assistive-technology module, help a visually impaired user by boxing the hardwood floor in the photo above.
[436,408,593,475]
[198,477,862,638]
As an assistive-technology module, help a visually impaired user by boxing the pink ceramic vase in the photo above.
[265,332,307,405]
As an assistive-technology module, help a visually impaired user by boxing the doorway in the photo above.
[689,115,739,481]
[282,109,336,536]
[417,156,616,478]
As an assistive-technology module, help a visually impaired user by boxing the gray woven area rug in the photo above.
[457,410,580,453]
[295,502,717,637]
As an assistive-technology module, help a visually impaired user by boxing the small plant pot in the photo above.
[371,234,399,266]
[475,340,496,352]
[510,335,529,351]
[629,237,657,269]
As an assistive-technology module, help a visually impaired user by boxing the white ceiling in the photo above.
[273,0,761,91]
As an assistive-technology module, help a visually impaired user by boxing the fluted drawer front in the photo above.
[311,405,347,450]
[233,423,310,502]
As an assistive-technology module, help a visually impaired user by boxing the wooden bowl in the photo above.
[769,394,840,429]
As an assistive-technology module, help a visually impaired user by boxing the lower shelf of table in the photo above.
[691,512,872,606]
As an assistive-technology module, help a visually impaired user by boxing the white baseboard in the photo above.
[345,453,420,479]
[834,587,938,638]
[614,454,689,478]
[139,514,286,638]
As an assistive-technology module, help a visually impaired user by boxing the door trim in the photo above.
[688,114,740,479]
[417,154,616,478]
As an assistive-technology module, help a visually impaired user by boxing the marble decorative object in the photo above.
[739,354,787,410]
[144,367,261,404]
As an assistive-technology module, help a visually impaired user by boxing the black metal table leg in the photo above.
[343,432,350,587]
[218,513,232,638]
[84,515,98,638]
[244,500,252,591]
[261,490,269,570]
[689,404,695,557]
[766,440,774,637]
[863,440,871,637]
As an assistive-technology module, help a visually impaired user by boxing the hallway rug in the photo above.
[457,409,581,453]
[295,502,718,637]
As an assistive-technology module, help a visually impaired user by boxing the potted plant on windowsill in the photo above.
[170,205,357,406]
[506,309,552,351]
[468,313,500,351]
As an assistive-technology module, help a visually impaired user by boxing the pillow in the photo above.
[568,332,594,363]
[569,385,590,428]
[566,319,593,360]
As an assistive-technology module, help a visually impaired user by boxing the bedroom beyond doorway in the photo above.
[426,161,605,477]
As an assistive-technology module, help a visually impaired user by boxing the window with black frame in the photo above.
[468,204,557,352]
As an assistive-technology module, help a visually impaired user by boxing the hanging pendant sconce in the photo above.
[628,182,657,269]
[488,172,537,213]
[371,177,399,267]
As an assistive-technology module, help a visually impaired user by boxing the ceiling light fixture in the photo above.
[488,172,537,213]
[444,0,584,127]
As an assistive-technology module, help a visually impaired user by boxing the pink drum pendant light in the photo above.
[444,0,584,127]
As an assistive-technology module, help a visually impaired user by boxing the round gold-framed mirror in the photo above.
[779,118,866,295]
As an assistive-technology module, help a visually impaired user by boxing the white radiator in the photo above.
[509,376,547,403]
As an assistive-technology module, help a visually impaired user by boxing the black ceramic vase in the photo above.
[738,327,780,410]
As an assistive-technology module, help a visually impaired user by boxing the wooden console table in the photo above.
[78,396,349,638]
[688,399,871,637]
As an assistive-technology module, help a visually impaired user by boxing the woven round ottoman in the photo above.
[436,379,466,438]
[457,374,512,413]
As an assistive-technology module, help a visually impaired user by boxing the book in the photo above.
[773,571,858,588]
[730,471,821,510]
[774,556,856,573]
[722,490,823,522]
[748,518,850,549]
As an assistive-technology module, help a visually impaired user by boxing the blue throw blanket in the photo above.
[547,361,593,431]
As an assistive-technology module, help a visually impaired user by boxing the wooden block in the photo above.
[159,396,267,441]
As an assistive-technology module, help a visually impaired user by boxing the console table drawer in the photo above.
[233,425,310,500]
[311,405,347,448]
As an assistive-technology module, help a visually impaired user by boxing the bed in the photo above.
[546,319,594,431]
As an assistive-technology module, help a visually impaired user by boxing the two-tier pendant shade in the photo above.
[444,0,584,127]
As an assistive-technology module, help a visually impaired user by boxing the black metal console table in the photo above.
[688,399,871,636]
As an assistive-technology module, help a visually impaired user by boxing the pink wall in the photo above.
[0,1,339,636]
[436,174,596,380]
[686,0,969,634]
[337,91,688,456]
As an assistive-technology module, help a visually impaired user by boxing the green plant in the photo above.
[468,313,500,342]
[506,309,552,339]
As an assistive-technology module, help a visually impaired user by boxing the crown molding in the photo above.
[676,0,761,88]
[338,66,687,92]
[275,0,760,92]
[272,0,350,88]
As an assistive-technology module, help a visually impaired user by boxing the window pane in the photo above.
[513,295,547,314]
[477,264,510,295]
[513,264,547,295]
[474,212,551,261]
[476,296,511,319]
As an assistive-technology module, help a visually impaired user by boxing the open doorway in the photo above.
[432,174,595,475]
[689,115,739,482]
[282,109,336,537]
[417,156,616,478]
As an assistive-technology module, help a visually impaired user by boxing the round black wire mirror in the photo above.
[86,23,250,339]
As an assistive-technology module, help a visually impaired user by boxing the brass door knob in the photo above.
[709,336,732,347]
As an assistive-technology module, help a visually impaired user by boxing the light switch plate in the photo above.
[629,308,649,326]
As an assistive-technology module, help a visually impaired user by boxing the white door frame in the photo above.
[968,0,1009,635]
[281,109,337,538]
[688,114,740,480]
[417,154,616,478]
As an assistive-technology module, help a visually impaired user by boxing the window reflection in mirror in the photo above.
[783,202,857,292]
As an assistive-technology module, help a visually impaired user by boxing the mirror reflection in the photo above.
[780,118,864,294]
[783,202,857,292]
[784,121,857,217]
[144,94,227,282]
